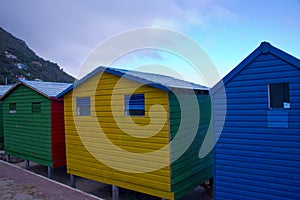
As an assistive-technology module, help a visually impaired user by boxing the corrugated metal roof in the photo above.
[0,85,12,96]
[59,66,208,97]
[105,67,208,90]
[0,81,72,99]
[21,81,72,98]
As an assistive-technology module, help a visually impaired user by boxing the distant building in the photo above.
[31,61,43,67]
[16,63,27,70]
[16,75,26,81]
[4,51,17,59]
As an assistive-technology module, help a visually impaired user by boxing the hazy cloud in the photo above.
[0,0,233,77]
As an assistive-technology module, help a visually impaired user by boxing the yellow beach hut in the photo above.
[58,66,213,200]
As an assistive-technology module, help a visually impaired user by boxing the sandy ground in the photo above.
[0,160,99,200]
[0,152,210,200]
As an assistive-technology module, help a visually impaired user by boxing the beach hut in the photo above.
[0,85,12,149]
[59,66,213,200]
[212,42,300,199]
[1,81,72,177]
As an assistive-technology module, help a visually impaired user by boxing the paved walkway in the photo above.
[0,160,101,200]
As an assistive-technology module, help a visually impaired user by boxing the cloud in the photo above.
[0,0,233,77]
[151,0,234,29]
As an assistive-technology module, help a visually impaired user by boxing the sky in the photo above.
[0,0,300,86]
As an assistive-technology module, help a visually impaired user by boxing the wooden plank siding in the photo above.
[3,85,52,166]
[214,47,300,199]
[50,99,66,168]
[64,71,174,199]
[169,92,213,199]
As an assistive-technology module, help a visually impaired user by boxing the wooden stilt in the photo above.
[25,160,30,170]
[47,166,53,179]
[209,178,214,198]
[70,174,76,188]
[112,185,119,200]
[201,182,210,195]
[5,154,10,163]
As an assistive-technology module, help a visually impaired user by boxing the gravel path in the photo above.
[0,177,40,200]
[0,160,99,200]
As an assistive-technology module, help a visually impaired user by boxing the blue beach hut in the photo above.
[212,42,300,199]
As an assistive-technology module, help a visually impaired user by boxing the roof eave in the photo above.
[211,45,262,95]
[56,84,74,98]
[268,44,300,69]
[0,83,20,100]
[210,41,300,95]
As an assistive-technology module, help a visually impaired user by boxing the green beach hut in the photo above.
[1,81,71,177]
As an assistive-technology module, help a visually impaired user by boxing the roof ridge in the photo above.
[105,66,207,88]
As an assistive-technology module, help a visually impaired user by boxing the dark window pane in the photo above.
[125,94,145,116]
[9,103,16,114]
[129,109,145,116]
[32,102,41,114]
[269,83,290,108]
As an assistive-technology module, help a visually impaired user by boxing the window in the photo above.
[76,97,90,116]
[124,94,145,116]
[9,103,16,114]
[32,102,41,114]
[269,83,290,108]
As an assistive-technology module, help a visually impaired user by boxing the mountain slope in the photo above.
[0,26,75,84]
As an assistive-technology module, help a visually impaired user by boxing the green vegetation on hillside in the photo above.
[0,27,75,84]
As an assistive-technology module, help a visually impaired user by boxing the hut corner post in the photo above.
[209,178,214,199]
[5,154,10,163]
[48,167,53,179]
[25,160,30,170]
[70,174,76,188]
[201,178,214,197]
[112,185,119,200]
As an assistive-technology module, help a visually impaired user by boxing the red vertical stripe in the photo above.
[50,98,66,168]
